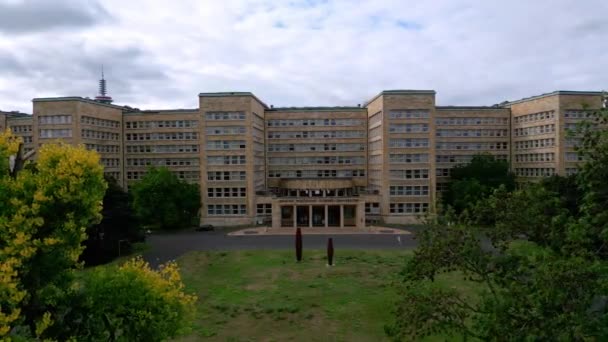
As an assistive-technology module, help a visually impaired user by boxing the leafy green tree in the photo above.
[81,175,143,266]
[388,107,608,341]
[131,167,201,230]
[45,257,197,341]
[442,154,515,216]
[1,133,197,340]
[0,136,107,337]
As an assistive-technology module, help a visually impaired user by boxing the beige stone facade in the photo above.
[4,90,604,228]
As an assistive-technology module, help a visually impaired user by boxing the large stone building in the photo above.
[1,85,604,228]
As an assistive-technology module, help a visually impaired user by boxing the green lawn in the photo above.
[174,250,471,341]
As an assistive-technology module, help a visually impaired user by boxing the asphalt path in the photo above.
[143,229,418,267]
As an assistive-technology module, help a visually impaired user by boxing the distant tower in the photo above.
[94,66,113,104]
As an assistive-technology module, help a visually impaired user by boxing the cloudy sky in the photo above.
[0,0,606,113]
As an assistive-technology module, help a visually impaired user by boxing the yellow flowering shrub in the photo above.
[43,257,197,341]
[1,131,196,341]
[0,132,106,339]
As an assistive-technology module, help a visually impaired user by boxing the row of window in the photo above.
[20,136,33,143]
[389,138,429,148]
[514,152,555,163]
[126,144,199,153]
[86,144,120,153]
[564,110,591,119]
[436,168,452,177]
[514,124,555,137]
[207,187,247,198]
[365,202,380,214]
[267,169,365,178]
[390,186,430,196]
[389,123,429,133]
[207,171,247,181]
[82,116,120,128]
[436,129,508,137]
[514,138,555,150]
[207,155,246,165]
[205,112,246,121]
[565,152,584,161]
[389,110,430,119]
[268,156,365,165]
[40,128,72,138]
[207,204,247,215]
[389,153,429,163]
[435,117,508,125]
[267,131,365,139]
[435,142,508,150]
[514,168,556,177]
[125,120,197,129]
[389,169,429,179]
[206,140,246,150]
[39,115,72,125]
[100,158,120,167]
[126,132,198,141]
[267,119,364,127]
[10,125,32,133]
[389,203,429,214]
[126,170,200,181]
[565,138,581,147]
[205,126,246,135]
[126,158,200,167]
[256,203,272,215]
[436,154,508,163]
[268,143,365,152]
[513,111,555,124]
[82,129,120,140]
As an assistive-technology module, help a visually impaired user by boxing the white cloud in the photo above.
[0,0,606,113]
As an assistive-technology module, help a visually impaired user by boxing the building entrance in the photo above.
[279,203,360,228]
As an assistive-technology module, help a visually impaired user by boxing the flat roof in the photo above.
[436,106,509,111]
[32,96,125,110]
[198,92,269,109]
[505,90,604,106]
[123,108,198,115]
[267,106,366,112]
[365,89,436,107]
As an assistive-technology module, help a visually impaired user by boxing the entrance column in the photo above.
[293,205,297,228]
[309,205,313,228]
[339,205,344,228]
[324,205,328,228]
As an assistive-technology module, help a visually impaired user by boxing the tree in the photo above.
[0,135,107,337]
[0,132,197,340]
[131,167,201,230]
[81,175,143,266]
[388,107,608,340]
[442,154,515,216]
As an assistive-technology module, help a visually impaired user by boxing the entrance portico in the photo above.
[274,200,364,229]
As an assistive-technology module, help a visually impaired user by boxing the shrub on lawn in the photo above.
[44,257,197,341]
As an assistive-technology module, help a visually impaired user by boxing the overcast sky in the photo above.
[0,0,606,113]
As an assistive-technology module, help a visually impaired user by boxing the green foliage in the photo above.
[82,175,143,266]
[0,134,197,340]
[442,154,515,216]
[0,138,107,337]
[44,257,197,342]
[390,106,608,341]
[131,167,201,230]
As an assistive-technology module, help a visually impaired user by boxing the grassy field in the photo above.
[174,250,470,341]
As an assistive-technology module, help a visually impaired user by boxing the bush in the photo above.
[131,167,201,230]
[43,257,197,341]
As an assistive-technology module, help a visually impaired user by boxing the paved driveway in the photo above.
[143,229,418,267]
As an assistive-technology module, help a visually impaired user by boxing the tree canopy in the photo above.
[388,107,608,341]
[0,132,196,340]
[131,167,201,230]
[442,154,516,216]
